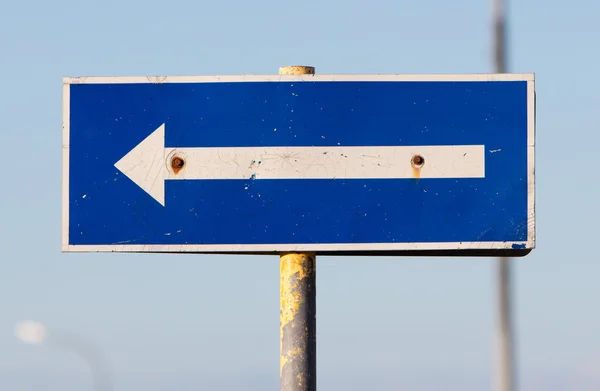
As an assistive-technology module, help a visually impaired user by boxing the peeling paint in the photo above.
[280,252,316,391]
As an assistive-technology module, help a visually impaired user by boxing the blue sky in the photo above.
[1,0,599,390]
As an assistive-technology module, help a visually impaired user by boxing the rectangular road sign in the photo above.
[62,73,535,256]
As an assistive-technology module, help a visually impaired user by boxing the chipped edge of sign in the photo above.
[62,73,535,85]
[62,241,530,253]
[62,82,70,252]
[526,76,536,249]
[61,73,536,253]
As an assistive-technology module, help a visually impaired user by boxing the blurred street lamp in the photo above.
[15,321,47,345]
[14,320,113,391]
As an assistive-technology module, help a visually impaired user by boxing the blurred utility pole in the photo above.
[15,321,113,391]
[492,0,516,389]
[497,257,515,391]
[493,0,507,73]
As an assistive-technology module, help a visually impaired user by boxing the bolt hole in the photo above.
[171,156,185,173]
[411,155,425,168]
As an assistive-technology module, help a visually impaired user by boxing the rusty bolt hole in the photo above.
[411,155,425,168]
[171,156,185,173]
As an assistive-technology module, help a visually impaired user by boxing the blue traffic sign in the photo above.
[62,74,535,255]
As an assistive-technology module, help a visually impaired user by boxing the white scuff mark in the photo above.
[164,233,171,236]
[117,239,135,244]
[490,149,502,153]
[477,228,492,240]
[82,194,87,199]
[177,230,182,233]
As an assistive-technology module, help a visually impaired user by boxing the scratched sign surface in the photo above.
[61,74,535,255]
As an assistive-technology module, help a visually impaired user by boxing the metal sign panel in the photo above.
[62,74,535,255]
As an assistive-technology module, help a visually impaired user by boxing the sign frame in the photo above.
[61,73,535,256]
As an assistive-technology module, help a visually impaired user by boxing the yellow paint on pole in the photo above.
[280,252,315,368]
[280,251,316,390]
[279,65,317,391]
[280,255,311,327]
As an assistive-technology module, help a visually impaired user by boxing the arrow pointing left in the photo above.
[114,123,485,206]
[114,123,169,206]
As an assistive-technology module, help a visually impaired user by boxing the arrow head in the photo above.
[114,124,167,206]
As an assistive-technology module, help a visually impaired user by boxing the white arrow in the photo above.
[114,123,485,206]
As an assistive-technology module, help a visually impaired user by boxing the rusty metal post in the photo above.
[279,65,317,391]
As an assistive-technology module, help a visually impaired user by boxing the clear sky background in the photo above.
[0,0,598,390]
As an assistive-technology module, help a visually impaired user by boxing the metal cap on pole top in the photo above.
[279,66,315,75]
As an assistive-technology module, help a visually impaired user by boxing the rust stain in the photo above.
[411,154,425,179]
[170,156,185,174]
[411,166,421,179]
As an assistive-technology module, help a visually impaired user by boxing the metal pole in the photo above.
[52,331,113,391]
[492,0,515,389]
[278,64,317,391]
[280,252,316,391]
[493,0,506,73]
[15,321,112,391]
[496,257,514,391]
